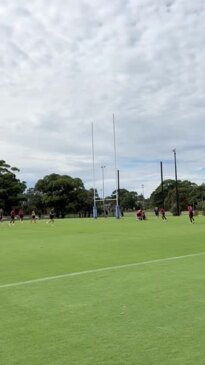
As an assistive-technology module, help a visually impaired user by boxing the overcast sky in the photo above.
[0,0,205,198]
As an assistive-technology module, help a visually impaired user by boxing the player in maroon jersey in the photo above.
[160,207,167,220]
[187,205,195,224]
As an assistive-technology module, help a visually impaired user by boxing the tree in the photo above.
[149,179,176,209]
[122,190,139,210]
[0,160,26,213]
[34,174,87,217]
[150,179,200,213]
[108,189,139,211]
[74,188,95,217]
[190,183,205,207]
[0,160,26,211]
[23,188,44,214]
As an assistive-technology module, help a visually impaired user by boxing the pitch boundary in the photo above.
[1,251,205,290]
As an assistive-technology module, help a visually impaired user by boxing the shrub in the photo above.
[196,202,205,215]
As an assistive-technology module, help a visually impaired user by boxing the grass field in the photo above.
[0,215,205,365]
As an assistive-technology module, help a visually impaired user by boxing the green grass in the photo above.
[0,215,205,364]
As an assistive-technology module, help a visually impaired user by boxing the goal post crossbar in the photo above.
[95,198,117,202]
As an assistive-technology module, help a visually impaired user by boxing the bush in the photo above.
[196,202,205,215]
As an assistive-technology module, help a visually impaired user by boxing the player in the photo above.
[154,207,159,218]
[136,209,142,220]
[31,210,37,223]
[136,209,145,221]
[47,208,55,224]
[187,205,195,224]
[160,207,167,220]
[10,208,16,224]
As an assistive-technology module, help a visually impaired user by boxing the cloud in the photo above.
[0,0,205,197]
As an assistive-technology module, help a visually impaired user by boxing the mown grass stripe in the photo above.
[1,251,205,290]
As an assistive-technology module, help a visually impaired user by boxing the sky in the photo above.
[0,0,205,198]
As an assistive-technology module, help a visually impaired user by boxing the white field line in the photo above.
[1,251,205,290]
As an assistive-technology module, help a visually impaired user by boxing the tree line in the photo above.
[0,160,205,216]
[149,179,205,214]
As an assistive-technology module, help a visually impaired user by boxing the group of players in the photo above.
[0,208,55,224]
[0,205,196,224]
[153,207,167,220]
[135,205,195,223]
[135,207,167,221]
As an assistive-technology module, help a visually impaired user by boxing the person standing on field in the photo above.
[154,207,159,218]
[48,209,55,224]
[160,207,167,220]
[188,205,195,224]
[31,210,37,223]
[10,208,16,224]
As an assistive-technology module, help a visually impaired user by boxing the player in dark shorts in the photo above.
[10,209,16,224]
[188,205,195,224]
[48,209,55,224]
[154,207,159,218]
[31,210,37,223]
[160,207,167,220]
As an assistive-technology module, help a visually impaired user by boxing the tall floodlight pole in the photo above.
[160,161,164,208]
[113,114,120,218]
[91,123,97,219]
[173,149,180,216]
[101,165,106,216]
